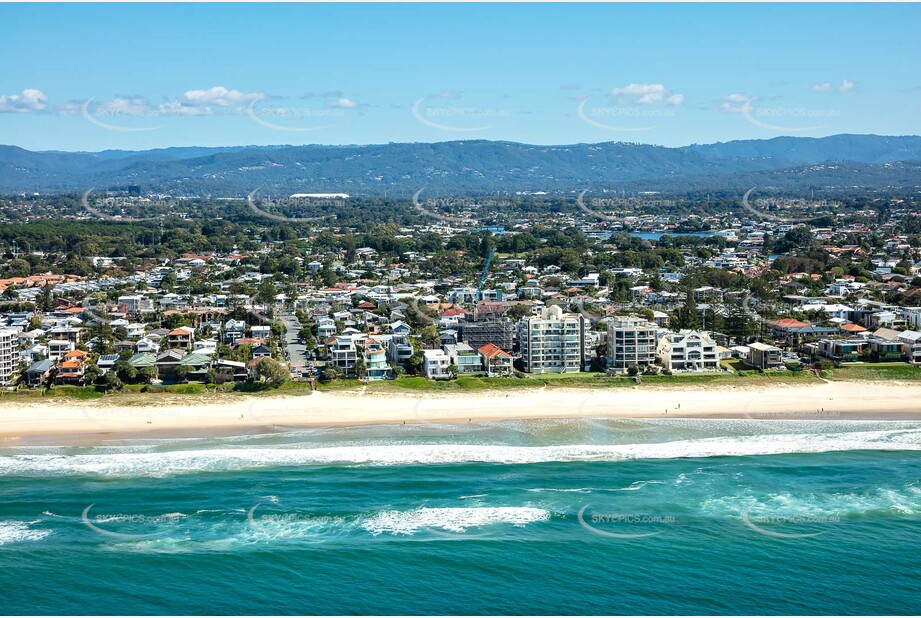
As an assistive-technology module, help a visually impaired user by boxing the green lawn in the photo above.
[7,362,914,403]
[822,363,921,382]
[315,368,821,393]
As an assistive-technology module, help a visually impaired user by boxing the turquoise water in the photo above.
[1,419,919,615]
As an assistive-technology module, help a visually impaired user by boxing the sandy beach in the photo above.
[0,380,919,441]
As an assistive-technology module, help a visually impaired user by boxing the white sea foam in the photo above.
[701,485,921,518]
[0,520,52,545]
[1,428,919,477]
[361,506,550,535]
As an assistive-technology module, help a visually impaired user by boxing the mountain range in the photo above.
[1,134,920,196]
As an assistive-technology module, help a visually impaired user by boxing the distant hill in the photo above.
[1,134,919,196]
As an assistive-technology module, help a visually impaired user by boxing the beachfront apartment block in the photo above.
[517,305,586,373]
[0,329,16,385]
[607,317,659,371]
[656,330,719,372]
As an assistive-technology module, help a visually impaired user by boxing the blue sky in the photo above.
[1,3,919,151]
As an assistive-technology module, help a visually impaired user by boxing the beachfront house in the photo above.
[747,342,784,370]
[423,349,451,379]
[478,343,513,377]
[442,343,483,374]
[361,338,392,381]
[656,330,719,372]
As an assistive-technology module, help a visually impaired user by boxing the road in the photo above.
[278,312,311,374]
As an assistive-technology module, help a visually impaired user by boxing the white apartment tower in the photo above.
[607,316,659,371]
[517,305,586,373]
[0,329,16,385]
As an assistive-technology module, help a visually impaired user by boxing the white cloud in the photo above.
[325,97,359,109]
[81,96,215,118]
[610,83,683,105]
[720,93,754,113]
[839,79,856,92]
[180,86,264,107]
[813,82,832,92]
[0,88,48,113]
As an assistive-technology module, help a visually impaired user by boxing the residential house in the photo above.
[386,321,414,365]
[167,326,195,350]
[327,333,364,377]
[136,337,160,354]
[316,316,337,339]
[155,349,186,381]
[251,325,271,340]
[125,323,147,339]
[214,359,248,382]
[898,331,921,364]
[24,359,54,387]
[47,339,75,361]
[443,343,483,374]
[96,354,120,374]
[251,344,273,359]
[478,343,513,377]
[747,342,783,370]
[223,319,247,345]
[818,338,866,362]
[361,338,392,381]
[423,349,451,379]
[657,330,720,372]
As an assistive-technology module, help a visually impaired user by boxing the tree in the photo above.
[138,366,157,384]
[674,286,700,330]
[101,371,123,392]
[83,365,101,385]
[38,282,53,312]
[725,295,754,345]
[254,357,290,385]
[115,361,137,382]
[421,325,440,349]
[256,280,278,306]
[174,365,193,383]
[319,367,340,383]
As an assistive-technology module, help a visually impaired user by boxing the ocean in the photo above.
[1,418,919,615]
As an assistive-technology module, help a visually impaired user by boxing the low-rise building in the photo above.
[422,349,451,379]
[478,343,513,377]
[747,341,783,369]
[443,343,483,374]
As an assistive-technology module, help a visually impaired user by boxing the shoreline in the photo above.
[1,380,920,444]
